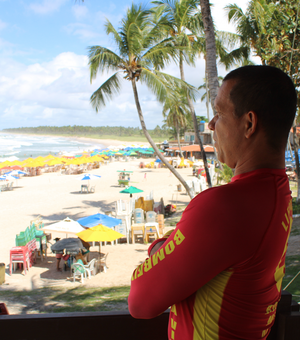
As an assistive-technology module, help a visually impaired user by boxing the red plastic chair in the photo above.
[9,246,30,275]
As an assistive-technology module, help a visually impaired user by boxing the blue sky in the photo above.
[0,0,252,130]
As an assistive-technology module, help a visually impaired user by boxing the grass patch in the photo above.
[283,255,300,303]
[292,197,300,215]
[0,286,130,314]
[291,216,300,236]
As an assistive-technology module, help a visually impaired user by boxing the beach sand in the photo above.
[0,156,192,294]
[1,146,299,315]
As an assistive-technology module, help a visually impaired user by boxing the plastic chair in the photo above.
[84,258,96,278]
[89,185,96,193]
[9,246,30,275]
[131,208,145,243]
[100,253,109,273]
[71,261,88,283]
[144,211,159,242]
[115,216,130,244]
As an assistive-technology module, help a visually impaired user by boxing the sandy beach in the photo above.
[1,140,299,315]
[0,154,192,294]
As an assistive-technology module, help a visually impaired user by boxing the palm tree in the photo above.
[162,89,190,157]
[199,0,219,110]
[152,0,213,187]
[225,0,276,65]
[88,4,196,199]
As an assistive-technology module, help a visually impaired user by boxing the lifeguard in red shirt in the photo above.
[128,65,297,340]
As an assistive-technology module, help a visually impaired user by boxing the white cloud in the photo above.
[0,19,7,31]
[72,4,88,20]
[64,23,101,41]
[29,0,68,15]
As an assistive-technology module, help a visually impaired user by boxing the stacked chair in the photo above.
[144,211,160,242]
[10,222,47,275]
[131,208,145,243]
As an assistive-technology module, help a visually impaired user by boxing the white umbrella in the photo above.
[0,174,18,181]
[6,170,28,176]
[42,217,85,238]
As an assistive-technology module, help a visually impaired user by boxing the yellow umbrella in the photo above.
[10,160,23,166]
[22,160,44,168]
[45,154,56,159]
[76,224,124,253]
[44,158,63,166]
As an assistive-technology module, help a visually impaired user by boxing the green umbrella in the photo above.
[120,186,144,197]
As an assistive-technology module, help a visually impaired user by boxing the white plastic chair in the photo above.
[115,200,130,216]
[134,208,145,224]
[144,211,160,240]
[84,258,96,278]
[115,216,130,244]
[71,262,88,283]
[100,253,109,273]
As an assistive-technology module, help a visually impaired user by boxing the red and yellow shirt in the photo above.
[128,168,292,339]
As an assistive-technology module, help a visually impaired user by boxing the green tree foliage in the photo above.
[216,164,234,184]
[87,3,196,198]
[226,0,300,99]
[3,125,169,138]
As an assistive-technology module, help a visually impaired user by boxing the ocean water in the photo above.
[0,133,105,162]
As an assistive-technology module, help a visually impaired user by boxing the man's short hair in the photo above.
[224,65,297,150]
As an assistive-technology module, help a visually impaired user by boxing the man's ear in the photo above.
[245,111,258,138]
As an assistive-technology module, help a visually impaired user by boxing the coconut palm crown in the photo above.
[88,3,196,198]
[88,3,195,112]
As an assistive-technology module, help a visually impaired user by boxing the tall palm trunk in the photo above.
[205,63,221,172]
[292,125,300,202]
[199,0,219,115]
[176,122,184,157]
[131,78,194,199]
[179,53,212,188]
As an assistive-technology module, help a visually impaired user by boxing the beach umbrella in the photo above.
[42,217,84,237]
[0,174,18,181]
[77,213,122,229]
[0,165,24,171]
[76,224,124,253]
[76,173,101,189]
[120,186,144,198]
[76,173,101,181]
[51,237,85,255]
[44,158,63,166]
[5,170,28,176]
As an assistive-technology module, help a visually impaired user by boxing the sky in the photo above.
[0,0,254,130]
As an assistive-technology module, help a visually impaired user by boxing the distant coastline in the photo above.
[0,131,150,149]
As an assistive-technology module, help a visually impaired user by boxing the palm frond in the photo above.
[140,68,197,103]
[141,37,179,70]
[88,46,124,81]
[105,20,123,55]
[90,72,122,112]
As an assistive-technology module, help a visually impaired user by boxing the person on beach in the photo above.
[128,65,297,339]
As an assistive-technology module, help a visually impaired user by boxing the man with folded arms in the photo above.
[128,65,297,340]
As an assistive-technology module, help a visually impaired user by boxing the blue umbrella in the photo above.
[6,170,28,176]
[77,213,122,229]
[76,174,101,181]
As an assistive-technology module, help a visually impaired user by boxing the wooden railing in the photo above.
[0,291,299,340]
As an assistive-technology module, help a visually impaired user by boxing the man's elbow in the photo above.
[128,296,163,319]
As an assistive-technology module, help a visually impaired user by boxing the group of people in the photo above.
[128,65,297,339]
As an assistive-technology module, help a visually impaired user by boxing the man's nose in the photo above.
[208,116,216,130]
